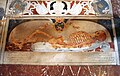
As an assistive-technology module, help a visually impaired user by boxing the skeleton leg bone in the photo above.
[11,33,23,49]
[11,30,53,49]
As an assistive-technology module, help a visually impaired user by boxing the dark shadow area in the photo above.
[0,7,4,20]
[113,15,120,62]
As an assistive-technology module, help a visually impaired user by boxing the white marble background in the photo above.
[0,0,7,9]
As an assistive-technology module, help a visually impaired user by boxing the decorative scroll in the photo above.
[7,0,112,16]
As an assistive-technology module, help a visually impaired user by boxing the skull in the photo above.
[48,1,68,15]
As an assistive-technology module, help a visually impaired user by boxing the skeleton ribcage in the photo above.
[68,31,94,45]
